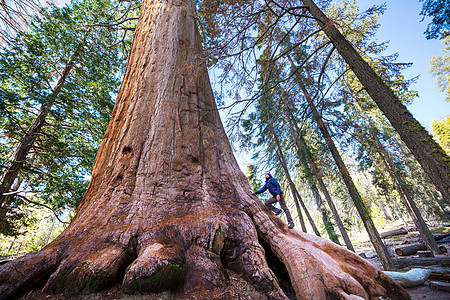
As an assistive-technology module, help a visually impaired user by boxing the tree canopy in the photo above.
[420,0,450,39]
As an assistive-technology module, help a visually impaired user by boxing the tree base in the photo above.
[1,200,410,300]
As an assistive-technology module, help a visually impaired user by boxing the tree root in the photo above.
[0,200,410,300]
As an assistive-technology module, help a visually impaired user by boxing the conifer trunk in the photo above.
[0,31,90,216]
[311,183,340,244]
[0,0,409,299]
[283,56,355,251]
[280,93,354,251]
[354,101,442,255]
[299,0,450,204]
[288,185,308,232]
[296,79,394,270]
[269,123,321,236]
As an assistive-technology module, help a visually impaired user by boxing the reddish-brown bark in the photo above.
[0,0,409,299]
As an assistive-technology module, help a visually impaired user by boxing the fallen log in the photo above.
[437,236,450,244]
[433,233,450,242]
[395,244,427,256]
[417,251,433,258]
[381,227,408,238]
[395,244,448,256]
[403,266,450,281]
[427,267,450,281]
[429,281,450,293]
[393,257,450,269]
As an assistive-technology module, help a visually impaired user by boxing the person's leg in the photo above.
[278,194,294,224]
[265,197,280,213]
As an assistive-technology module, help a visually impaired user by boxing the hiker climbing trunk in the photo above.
[296,77,394,270]
[270,138,308,233]
[269,122,320,236]
[270,98,339,242]
[0,0,409,299]
[354,100,442,255]
[0,30,90,215]
[299,0,450,204]
[259,56,318,236]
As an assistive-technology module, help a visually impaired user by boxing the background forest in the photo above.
[0,0,449,260]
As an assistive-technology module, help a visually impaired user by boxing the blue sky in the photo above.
[357,0,449,130]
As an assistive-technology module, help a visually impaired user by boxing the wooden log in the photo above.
[417,251,433,258]
[395,244,447,256]
[427,267,450,281]
[403,266,450,281]
[433,233,450,242]
[439,245,448,253]
[393,257,450,269]
[381,227,408,238]
[429,281,450,293]
[436,236,450,244]
[395,243,426,256]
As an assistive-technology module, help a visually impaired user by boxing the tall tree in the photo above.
[352,99,442,255]
[0,0,409,298]
[0,0,133,234]
[294,74,394,270]
[298,0,450,205]
[279,90,355,251]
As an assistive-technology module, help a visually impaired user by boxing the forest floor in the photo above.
[353,221,450,300]
[9,222,450,299]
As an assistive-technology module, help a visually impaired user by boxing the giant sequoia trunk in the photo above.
[0,0,409,299]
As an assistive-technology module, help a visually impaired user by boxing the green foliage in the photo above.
[245,164,262,191]
[430,36,450,101]
[0,0,135,236]
[420,0,450,39]
[0,208,65,255]
[432,116,450,154]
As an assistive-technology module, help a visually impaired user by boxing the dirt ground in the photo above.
[11,223,450,299]
[355,223,450,300]
[406,283,450,300]
[17,283,450,299]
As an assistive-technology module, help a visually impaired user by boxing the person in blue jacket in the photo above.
[252,173,294,229]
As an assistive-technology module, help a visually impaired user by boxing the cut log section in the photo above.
[396,244,426,256]
[395,244,447,256]
[381,228,408,238]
